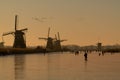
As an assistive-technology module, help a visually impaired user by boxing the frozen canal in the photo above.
[0,52,120,80]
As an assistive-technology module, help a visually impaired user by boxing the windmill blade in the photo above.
[19,28,28,31]
[57,32,60,40]
[2,31,14,36]
[38,37,48,40]
[15,15,18,31]
[55,34,57,40]
[60,39,67,42]
[48,27,50,38]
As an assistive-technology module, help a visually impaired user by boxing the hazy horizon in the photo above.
[0,0,120,46]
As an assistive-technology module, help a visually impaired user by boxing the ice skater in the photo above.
[84,51,88,61]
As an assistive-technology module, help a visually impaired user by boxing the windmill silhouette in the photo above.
[53,32,67,51]
[39,27,54,51]
[3,15,28,48]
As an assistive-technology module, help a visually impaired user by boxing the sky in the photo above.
[0,0,120,46]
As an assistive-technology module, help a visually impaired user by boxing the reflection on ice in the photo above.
[0,52,120,80]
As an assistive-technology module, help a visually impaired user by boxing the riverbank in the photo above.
[0,48,46,56]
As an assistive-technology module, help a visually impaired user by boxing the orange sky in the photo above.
[0,0,120,46]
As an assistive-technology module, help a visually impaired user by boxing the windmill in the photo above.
[53,32,67,51]
[39,27,54,50]
[2,15,28,48]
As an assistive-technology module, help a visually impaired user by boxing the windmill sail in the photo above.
[2,32,14,36]
[19,28,28,31]
[38,37,48,40]
[15,15,18,31]
[48,27,50,38]
[57,32,60,40]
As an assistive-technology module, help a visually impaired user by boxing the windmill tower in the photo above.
[3,15,28,48]
[39,27,54,51]
[97,42,102,52]
[53,32,67,51]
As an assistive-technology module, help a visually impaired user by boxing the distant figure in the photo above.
[102,52,104,56]
[75,51,79,55]
[99,53,101,56]
[84,52,88,61]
